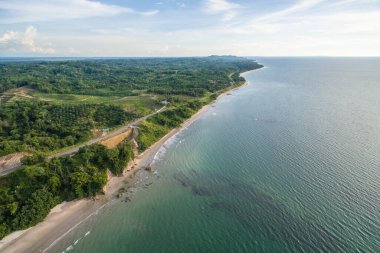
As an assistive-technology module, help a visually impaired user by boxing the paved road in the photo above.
[0,164,21,176]
[49,106,166,159]
[0,106,166,176]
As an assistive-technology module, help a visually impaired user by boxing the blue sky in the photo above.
[0,0,379,56]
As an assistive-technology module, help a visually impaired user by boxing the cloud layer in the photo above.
[0,0,158,23]
[0,26,55,54]
[0,0,379,56]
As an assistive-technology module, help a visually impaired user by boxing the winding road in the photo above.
[0,106,166,176]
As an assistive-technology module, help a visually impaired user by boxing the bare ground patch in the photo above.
[0,152,28,172]
[100,129,133,149]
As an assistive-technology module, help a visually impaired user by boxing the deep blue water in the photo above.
[49,58,380,253]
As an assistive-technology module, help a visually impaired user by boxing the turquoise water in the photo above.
[49,58,380,253]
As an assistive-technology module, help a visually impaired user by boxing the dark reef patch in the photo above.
[174,170,352,252]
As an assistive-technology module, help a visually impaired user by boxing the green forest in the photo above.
[0,56,257,96]
[0,101,136,156]
[0,56,263,239]
[0,143,133,238]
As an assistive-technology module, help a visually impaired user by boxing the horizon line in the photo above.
[1,55,380,58]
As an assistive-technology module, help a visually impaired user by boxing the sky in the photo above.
[0,0,379,57]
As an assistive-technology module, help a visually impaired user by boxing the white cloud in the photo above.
[141,10,160,17]
[0,31,17,43]
[205,0,241,12]
[0,0,159,24]
[257,0,324,21]
[308,11,380,34]
[204,0,242,21]
[197,0,380,56]
[209,0,324,34]
[231,0,380,35]
[327,0,378,7]
[0,26,55,54]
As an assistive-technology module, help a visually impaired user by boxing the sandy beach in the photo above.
[0,81,245,253]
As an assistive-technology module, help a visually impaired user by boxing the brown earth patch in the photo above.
[100,129,133,149]
[0,152,29,172]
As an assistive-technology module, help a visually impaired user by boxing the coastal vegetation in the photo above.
[137,100,205,152]
[0,56,263,239]
[0,143,133,238]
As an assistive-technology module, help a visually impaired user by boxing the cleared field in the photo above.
[0,87,34,103]
[30,91,125,103]
[0,87,164,116]
[31,91,163,115]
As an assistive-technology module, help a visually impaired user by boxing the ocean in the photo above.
[47,57,380,253]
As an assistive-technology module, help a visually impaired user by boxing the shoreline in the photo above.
[0,71,253,253]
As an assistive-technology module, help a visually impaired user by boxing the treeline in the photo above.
[0,56,263,97]
[0,143,134,239]
[230,72,246,83]
[137,100,205,152]
[0,100,136,156]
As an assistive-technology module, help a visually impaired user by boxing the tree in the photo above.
[12,188,59,230]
